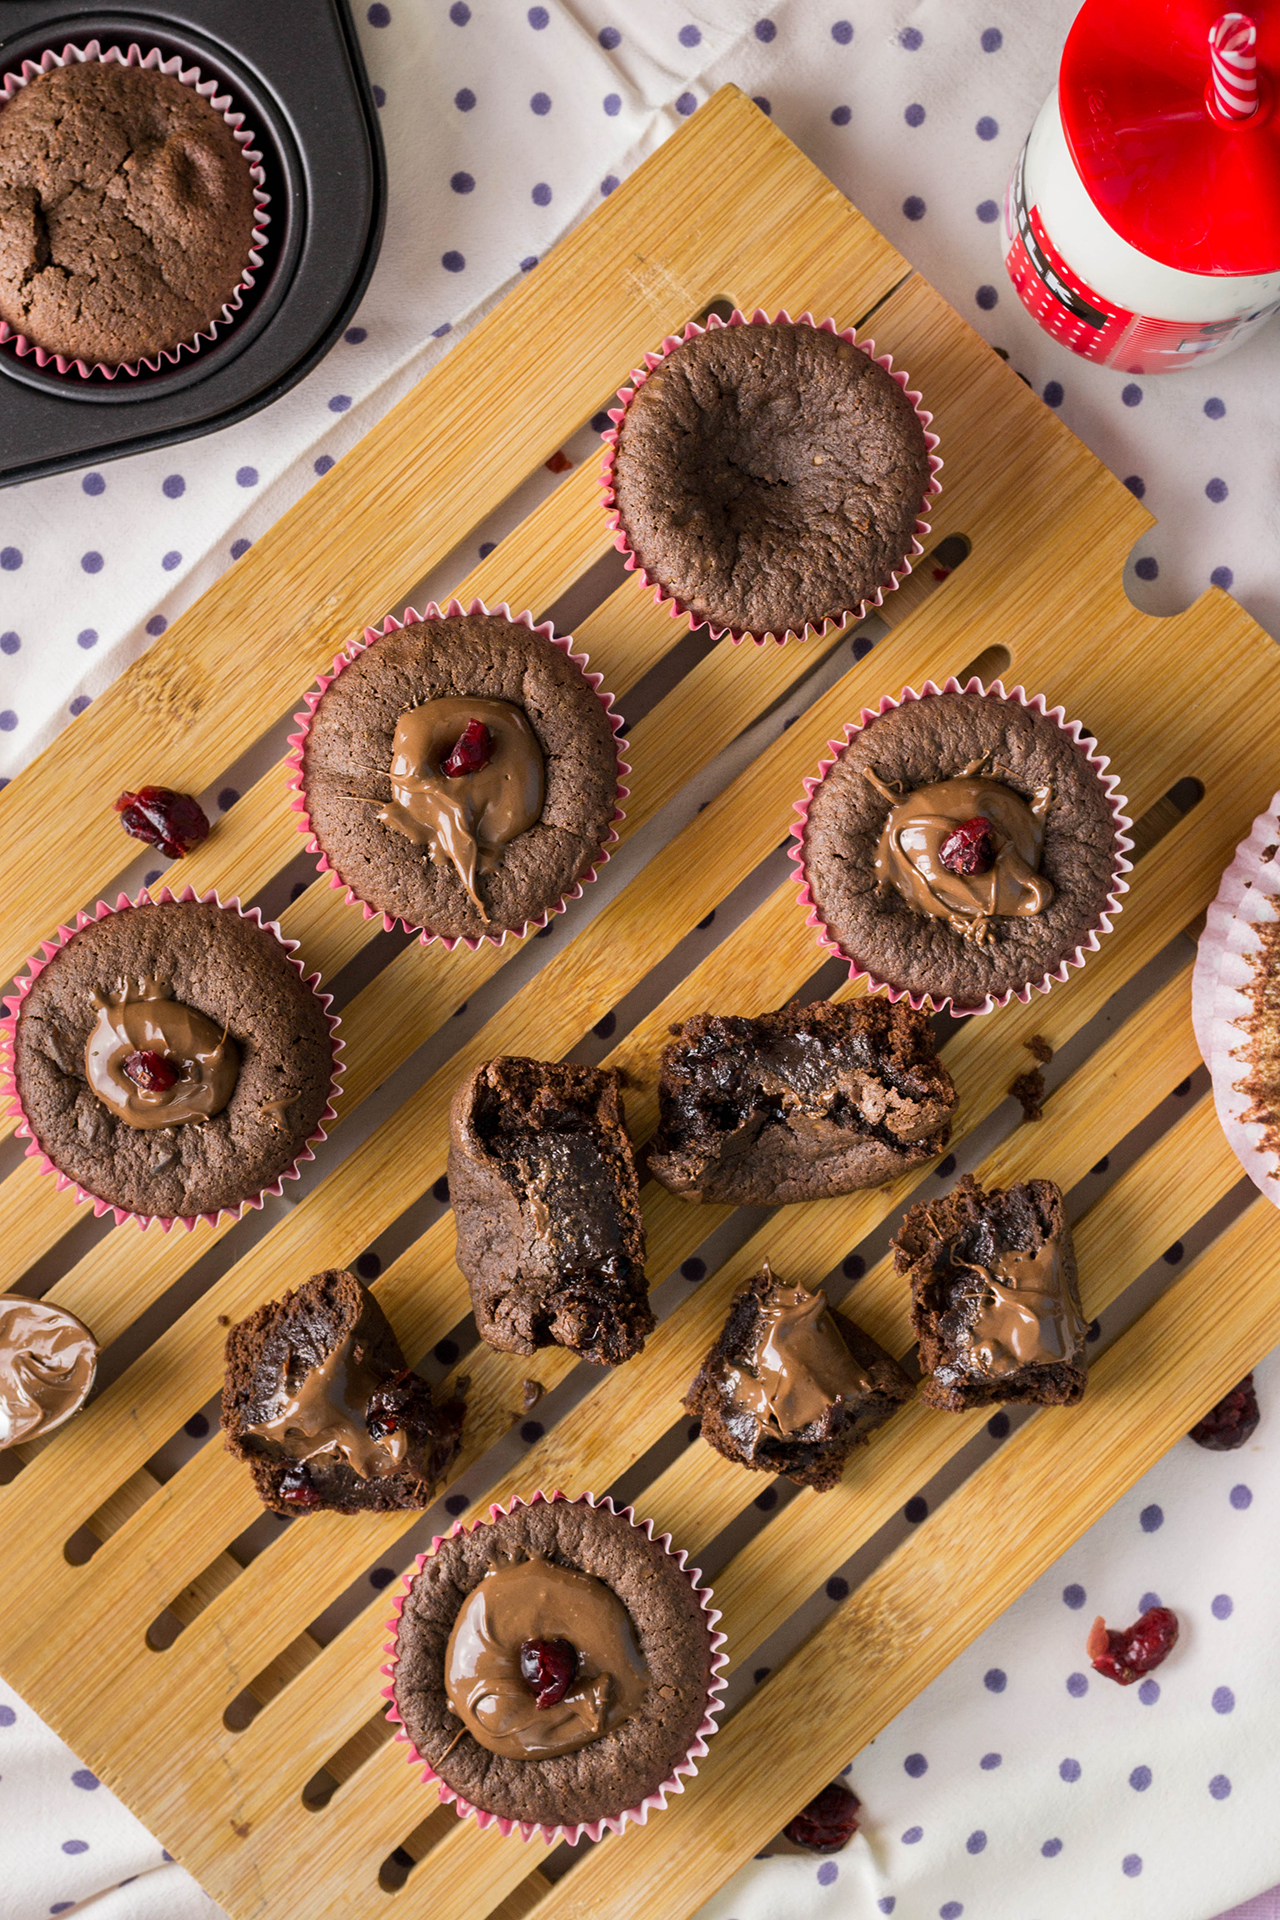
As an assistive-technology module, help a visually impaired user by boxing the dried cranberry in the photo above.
[114,786,210,860]
[122,1049,178,1092]
[1087,1606,1179,1686]
[784,1781,861,1853]
[1189,1373,1260,1451]
[441,719,493,778]
[278,1468,322,1509]
[939,814,995,876]
[519,1636,577,1709]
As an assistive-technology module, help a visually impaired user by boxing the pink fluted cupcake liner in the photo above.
[0,884,343,1231]
[286,598,630,952]
[0,40,271,380]
[789,676,1133,1017]
[599,307,943,647]
[380,1489,729,1846]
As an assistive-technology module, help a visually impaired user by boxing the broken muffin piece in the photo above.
[221,1269,463,1515]
[684,1261,913,1489]
[892,1173,1088,1411]
[645,998,956,1206]
[449,1056,652,1366]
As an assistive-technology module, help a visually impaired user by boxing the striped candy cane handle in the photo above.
[1209,11,1259,119]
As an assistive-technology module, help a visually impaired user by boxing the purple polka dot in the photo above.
[478,541,496,559]
[987,1410,1011,1439]
[70,696,91,716]
[679,23,702,46]
[520,1419,544,1444]
[314,454,335,475]
[432,322,452,337]
[1044,379,1064,406]
[1206,476,1229,503]
[1086,1318,1102,1342]
[941,1905,963,1919]
[236,465,259,487]
[1212,1594,1234,1619]
[52,1907,75,1915]
[904,1752,928,1777]
[905,102,925,127]
[146,614,167,636]
[0,1705,14,1728]
[531,91,551,114]
[903,195,926,221]
[532,181,552,206]
[528,3,549,24]
[1140,1503,1163,1531]
[879,1903,896,1916]
[77,627,98,649]
[902,1825,923,1844]
[982,26,1003,49]
[603,92,622,115]
[1063,1583,1086,1609]
[600,176,619,196]
[1123,1854,1142,1877]
[936,1153,957,1177]
[450,1,470,21]
[817,1862,839,1887]
[288,880,307,903]
[1122,382,1143,406]
[455,87,475,110]
[369,1566,395,1590]
[184,1411,210,1438]
[1042,1837,1062,1857]
[162,549,181,571]
[976,115,999,139]
[0,547,21,570]
[681,1257,706,1281]
[966,1830,986,1854]
[62,1841,88,1855]
[980,1751,1001,1769]
[1139,1678,1160,1705]
[1163,1238,1185,1265]
[82,472,105,495]
[217,787,239,812]
[442,251,466,272]
[1139,1591,1161,1614]
[832,19,853,43]
[1211,565,1234,589]
[354,1251,381,1279]
[373,84,386,106]
[1213,1686,1235,1714]
[1067,1672,1088,1697]
[71,1769,99,1790]
[328,395,351,412]
[676,92,697,115]
[520,254,539,270]
[368,1,390,22]
[0,710,17,731]
[231,538,251,559]
[162,473,185,499]
[0,631,19,653]
[81,550,103,573]
[976,284,998,310]
[593,1009,616,1038]
[831,103,852,125]
[754,1485,778,1511]
[1123,475,1146,498]
[827,1575,850,1601]
[345,326,367,344]
[599,25,621,49]
[977,198,1000,222]
[753,1665,770,1684]
[162,1852,173,1863]
[1231,1482,1255,1509]
[1129,1765,1151,1791]
[843,1252,865,1279]
[900,25,923,47]
[445,1492,469,1514]
[1060,1757,1081,1782]
[451,170,475,193]
[1204,396,1226,419]
[1134,555,1159,581]
[1210,1774,1232,1799]
[756,18,776,40]
[983,1668,1006,1693]
[433,1176,450,1204]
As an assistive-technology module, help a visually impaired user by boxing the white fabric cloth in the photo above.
[1,3,1279,1917]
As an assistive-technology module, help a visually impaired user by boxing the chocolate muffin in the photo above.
[222,1269,463,1515]
[800,690,1125,1009]
[388,1496,717,1831]
[892,1173,1088,1410]
[685,1262,912,1490]
[0,61,258,366]
[300,613,622,942]
[10,898,334,1220]
[646,998,956,1205]
[449,1057,652,1366]
[608,320,933,638]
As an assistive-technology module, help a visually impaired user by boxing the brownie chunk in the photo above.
[449,1058,653,1365]
[685,1263,912,1490]
[391,1498,713,1829]
[13,900,334,1220]
[222,1269,463,1515]
[893,1174,1088,1410]
[645,998,955,1206]
[301,614,621,942]
[610,321,931,637]
[0,62,257,365]
[802,691,1122,1009]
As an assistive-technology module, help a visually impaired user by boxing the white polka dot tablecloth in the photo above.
[2,3,1280,1917]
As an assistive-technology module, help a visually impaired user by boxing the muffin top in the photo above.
[0,61,257,365]
[391,1498,713,1829]
[610,321,932,638]
[301,615,620,941]
[13,900,333,1219]
[802,692,1122,1007]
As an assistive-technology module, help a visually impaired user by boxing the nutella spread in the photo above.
[870,760,1054,944]
[85,977,239,1129]
[726,1265,871,1437]
[952,1237,1086,1375]
[444,1556,650,1759]
[0,1293,98,1447]
[243,1330,407,1479]
[378,697,544,917]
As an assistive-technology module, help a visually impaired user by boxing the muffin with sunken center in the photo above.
[609,321,932,638]
[301,613,621,942]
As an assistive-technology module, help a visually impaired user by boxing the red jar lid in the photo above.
[1060,0,1280,275]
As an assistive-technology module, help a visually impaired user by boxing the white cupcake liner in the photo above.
[789,676,1134,1017]
[599,306,943,647]
[0,884,343,1231]
[0,40,270,379]
[1193,792,1280,1205]
[380,1489,729,1846]
[286,598,630,952]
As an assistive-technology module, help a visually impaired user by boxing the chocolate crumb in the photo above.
[217,1314,230,1327]
[1025,1033,1054,1065]
[1263,845,1278,864]
[521,1379,543,1410]
[1009,1066,1045,1123]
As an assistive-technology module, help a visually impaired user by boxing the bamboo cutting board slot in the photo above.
[2,86,1279,1920]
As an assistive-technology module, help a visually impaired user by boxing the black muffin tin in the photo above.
[0,0,385,486]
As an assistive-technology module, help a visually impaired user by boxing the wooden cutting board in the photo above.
[1,83,1278,1920]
